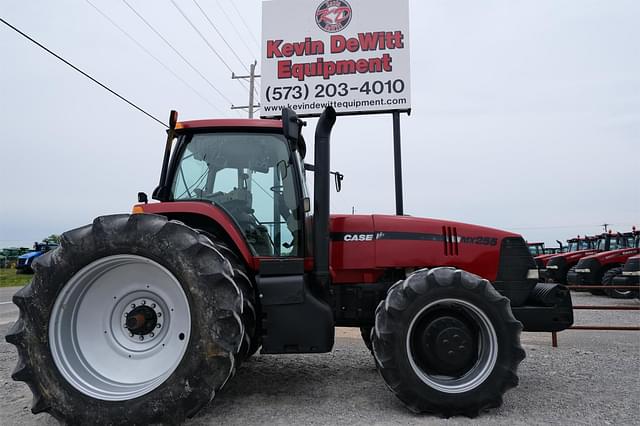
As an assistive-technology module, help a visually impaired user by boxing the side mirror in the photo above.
[305,163,343,192]
[138,192,148,204]
[334,172,344,192]
[282,108,306,145]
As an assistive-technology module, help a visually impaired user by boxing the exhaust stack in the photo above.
[313,107,337,295]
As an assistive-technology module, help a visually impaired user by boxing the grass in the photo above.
[0,268,32,288]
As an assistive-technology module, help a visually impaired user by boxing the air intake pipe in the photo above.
[313,107,337,297]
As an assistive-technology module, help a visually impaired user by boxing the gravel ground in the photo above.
[0,291,638,425]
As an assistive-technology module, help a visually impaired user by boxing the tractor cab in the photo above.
[527,242,545,257]
[167,125,307,257]
[566,236,593,252]
[589,231,634,252]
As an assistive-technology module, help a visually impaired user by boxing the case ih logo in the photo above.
[316,0,352,33]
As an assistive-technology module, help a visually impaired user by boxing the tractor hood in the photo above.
[547,249,599,264]
[534,253,558,268]
[534,253,558,264]
[329,214,525,283]
[579,247,640,264]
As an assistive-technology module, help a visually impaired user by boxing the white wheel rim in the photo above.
[406,298,499,394]
[49,255,191,401]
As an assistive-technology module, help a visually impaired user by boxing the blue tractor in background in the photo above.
[16,241,59,274]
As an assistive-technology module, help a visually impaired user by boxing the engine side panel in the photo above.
[329,214,521,283]
[329,215,380,283]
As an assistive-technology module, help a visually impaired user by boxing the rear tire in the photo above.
[5,214,243,424]
[603,267,636,299]
[372,267,525,417]
[198,231,261,360]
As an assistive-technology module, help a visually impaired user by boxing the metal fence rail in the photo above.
[551,285,639,348]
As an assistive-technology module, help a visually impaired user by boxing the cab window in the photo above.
[171,132,302,257]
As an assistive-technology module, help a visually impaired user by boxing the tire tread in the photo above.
[4,214,243,424]
[372,267,524,417]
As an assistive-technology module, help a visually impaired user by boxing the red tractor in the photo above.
[571,230,640,298]
[6,108,573,424]
[542,236,597,283]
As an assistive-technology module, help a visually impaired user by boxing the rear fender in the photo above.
[137,202,255,270]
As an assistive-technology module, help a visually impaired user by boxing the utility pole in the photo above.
[601,223,611,232]
[231,60,260,118]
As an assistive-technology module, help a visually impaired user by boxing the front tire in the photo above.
[372,267,525,417]
[603,267,636,299]
[5,214,243,424]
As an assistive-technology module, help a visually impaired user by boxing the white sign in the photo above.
[261,0,411,117]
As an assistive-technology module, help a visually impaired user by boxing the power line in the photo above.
[223,0,262,91]
[0,16,167,127]
[169,0,250,95]
[225,0,260,50]
[212,0,259,61]
[169,0,249,93]
[84,0,225,115]
[122,0,234,106]
[192,0,250,73]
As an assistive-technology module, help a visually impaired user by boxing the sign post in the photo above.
[261,0,411,214]
[392,111,403,215]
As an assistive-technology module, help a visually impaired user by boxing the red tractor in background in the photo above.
[6,108,573,424]
[544,234,611,284]
[539,236,595,282]
[571,230,640,298]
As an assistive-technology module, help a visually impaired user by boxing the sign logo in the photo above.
[316,0,352,33]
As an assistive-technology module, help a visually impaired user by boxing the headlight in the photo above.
[622,271,640,276]
[547,265,559,270]
[526,269,539,280]
[575,268,591,273]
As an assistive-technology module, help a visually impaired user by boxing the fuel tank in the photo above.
[329,214,524,284]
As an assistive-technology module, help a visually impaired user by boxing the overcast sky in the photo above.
[1,0,638,249]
